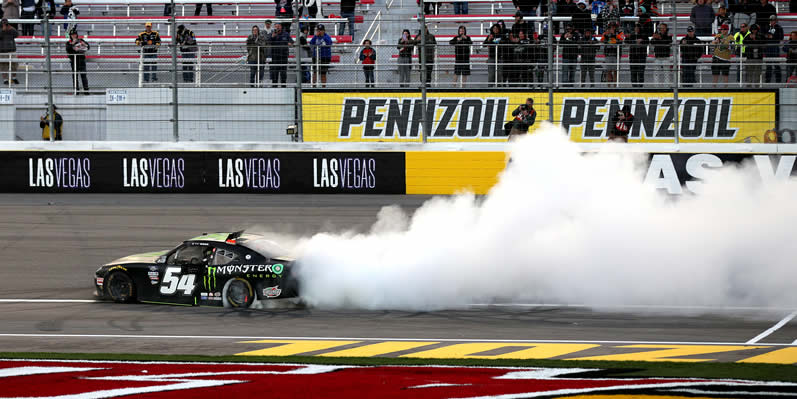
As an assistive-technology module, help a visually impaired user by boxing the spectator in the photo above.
[627,23,649,88]
[36,0,55,19]
[730,0,753,31]
[340,0,355,39]
[271,22,293,87]
[2,0,19,30]
[453,1,468,14]
[176,24,197,83]
[765,15,783,84]
[419,0,439,15]
[136,22,160,83]
[20,0,34,36]
[40,104,62,140]
[309,23,331,87]
[690,0,715,37]
[396,29,412,87]
[608,105,633,142]
[246,25,266,87]
[511,11,531,39]
[580,28,599,87]
[413,25,436,86]
[298,25,311,83]
[715,5,732,32]
[555,0,577,35]
[513,0,537,16]
[275,0,293,32]
[591,0,606,27]
[745,24,764,86]
[511,29,532,85]
[597,0,619,34]
[0,17,17,85]
[263,19,273,36]
[650,23,672,86]
[754,0,776,31]
[532,29,548,86]
[60,0,77,31]
[484,23,505,87]
[65,29,88,94]
[712,23,734,86]
[602,22,623,86]
[572,0,591,34]
[299,0,320,33]
[449,25,472,87]
[734,22,750,57]
[636,3,654,37]
[619,0,635,36]
[359,39,376,87]
[784,31,797,78]
[680,26,703,86]
[560,23,580,86]
[497,19,508,36]
[194,1,212,16]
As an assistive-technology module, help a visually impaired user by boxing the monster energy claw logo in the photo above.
[272,264,284,274]
[205,266,218,290]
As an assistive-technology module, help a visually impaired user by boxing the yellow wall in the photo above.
[405,151,507,195]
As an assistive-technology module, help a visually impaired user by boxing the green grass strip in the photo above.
[0,352,794,382]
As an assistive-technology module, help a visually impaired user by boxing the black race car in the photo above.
[94,231,299,308]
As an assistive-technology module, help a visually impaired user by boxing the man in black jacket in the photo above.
[627,24,649,87]
[745,24,765,86]
[680,26,702,86]
[765,15,784,83]
[560,23,580,87]
[650,23,672,87]
[511,11,531,38]
[572,0,592,34]
[579,28,599,87]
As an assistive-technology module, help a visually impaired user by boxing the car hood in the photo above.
[104,250,169,266]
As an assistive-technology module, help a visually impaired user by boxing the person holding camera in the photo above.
[505,98,536,139]
[65,29,89,94]
[0,17,17,85]
[176,24,197,83]
[449,25,472,87]
[397,29,412,87]
[608,105,633,142]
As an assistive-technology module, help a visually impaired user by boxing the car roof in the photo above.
[186,232,293,259]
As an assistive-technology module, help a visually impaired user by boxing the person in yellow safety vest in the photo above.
[40,105,63,140]
[734,22,750,56]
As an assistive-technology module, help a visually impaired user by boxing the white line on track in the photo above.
[747,310,797,344]
[0,299,99,303]
[0,333,795,346]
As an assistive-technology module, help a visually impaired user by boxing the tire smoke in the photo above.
[292,124,797,311]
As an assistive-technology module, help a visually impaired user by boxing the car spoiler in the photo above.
[225,230,245,244]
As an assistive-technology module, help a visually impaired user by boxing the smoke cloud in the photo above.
[291,123,797,311]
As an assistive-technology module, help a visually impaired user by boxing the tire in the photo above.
[105,271,136,303]
[222,277,254,309]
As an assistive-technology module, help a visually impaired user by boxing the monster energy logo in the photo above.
[215,264,284,276]
[205,266,218,290]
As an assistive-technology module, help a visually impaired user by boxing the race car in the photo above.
[94,231,299,308]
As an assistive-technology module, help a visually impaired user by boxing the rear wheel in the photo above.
[105,272,136,303]
[222,277,254,308]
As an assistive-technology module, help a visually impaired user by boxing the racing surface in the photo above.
[0,194,795,361]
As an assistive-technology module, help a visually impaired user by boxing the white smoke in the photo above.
[292,123,797,311]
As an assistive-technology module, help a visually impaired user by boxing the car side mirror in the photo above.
[156,255,166,264]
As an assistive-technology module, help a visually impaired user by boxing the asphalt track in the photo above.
[0,194,795,362]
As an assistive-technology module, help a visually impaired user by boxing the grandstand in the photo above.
[0,0,794,142]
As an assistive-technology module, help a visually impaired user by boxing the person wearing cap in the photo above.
[712,23,734,86]
[745,24,765,86]
[765,15,783,83]
[608,105,633,143]
[511,11,531,39]
[734,22,750,58]
[754,0,776,32]
[308,23,331,87]
[579,28,599,87]
[0,17,18,85]
[40,105,63,141]
[176,24,197,83]
[627,23,649,88]
[65,29,89,94]
[136,22,161,83]
[263,19,273,36]
[690,0,715,37]
[680,26,702,87]
[572,0,592,35]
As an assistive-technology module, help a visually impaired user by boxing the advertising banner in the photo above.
[0,151,405,194]
[302,91,776,144]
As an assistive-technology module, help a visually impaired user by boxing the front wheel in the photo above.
[222,277,254,309]
[105,272,136,303]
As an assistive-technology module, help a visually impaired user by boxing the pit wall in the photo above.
[2,142,795,195]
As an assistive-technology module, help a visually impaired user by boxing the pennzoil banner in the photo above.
[301,91,776,143]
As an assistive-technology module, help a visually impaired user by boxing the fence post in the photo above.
[294,3,304,142]
[420,1,428,143]
[170,0,179,141]
[44,15,55,142]
[547,4,554,123]
[672,0,679,144]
